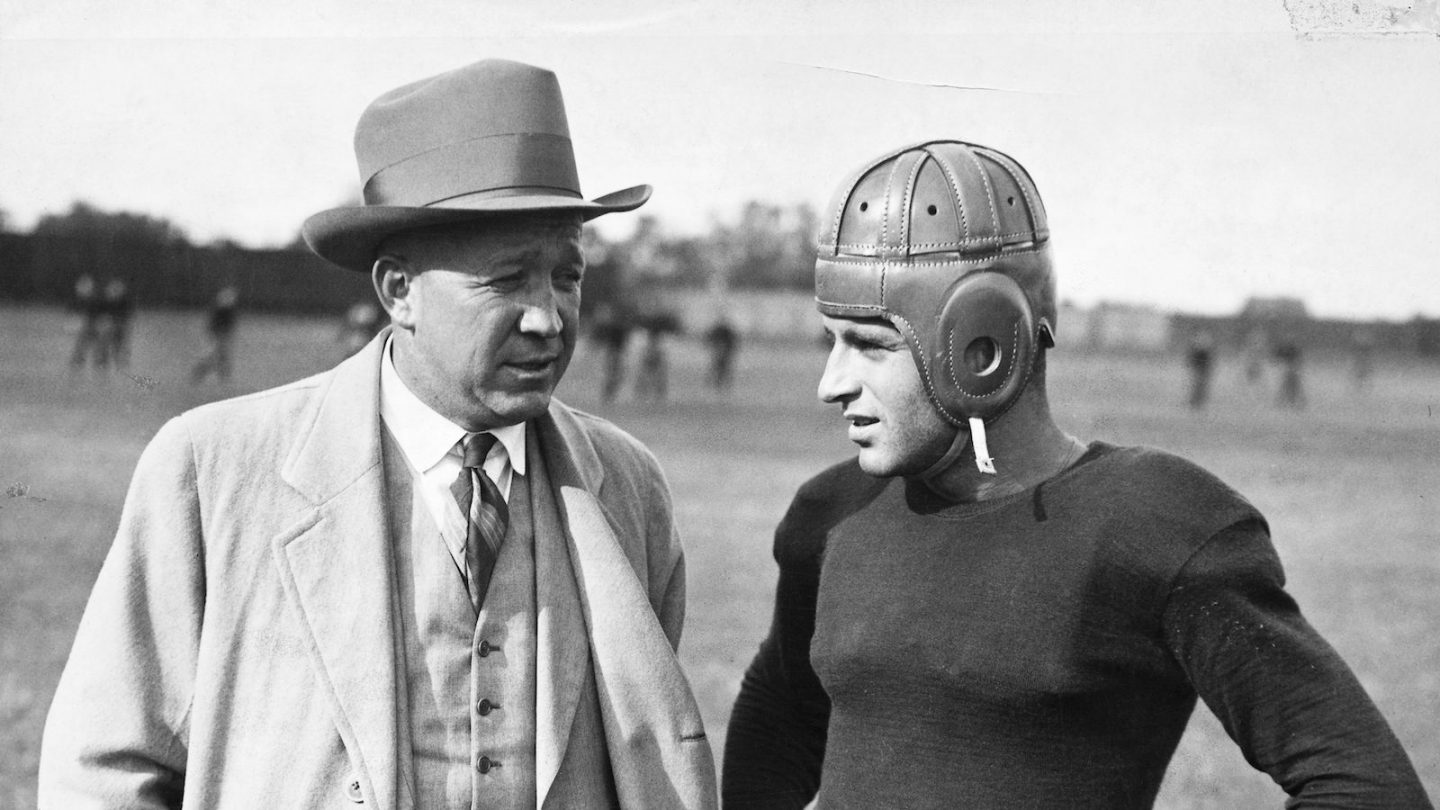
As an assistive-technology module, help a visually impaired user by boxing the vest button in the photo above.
[345,776,364,803]
[478,640,493,657]
[477,756,499,774]
[477,698,496,716]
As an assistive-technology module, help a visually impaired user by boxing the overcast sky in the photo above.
[2,0,1437,318]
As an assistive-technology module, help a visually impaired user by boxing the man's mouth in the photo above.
[845,413,878,428]
[507,356,557,373]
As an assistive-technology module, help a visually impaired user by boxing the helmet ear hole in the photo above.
[931,271,1038,422]
[964,337,1002,377]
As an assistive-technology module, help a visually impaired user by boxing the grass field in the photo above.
[2,303,1437,809]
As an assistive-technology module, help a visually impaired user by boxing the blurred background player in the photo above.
[1185,330,1215,410]
[634,323,670,404]
[1273,337,1305,409]
[1350,326,1377,393]
[99,278,134,370]
[65,274,104,373]
[189,284,240,384]
[704,314,740,393]
[591,302,632,403]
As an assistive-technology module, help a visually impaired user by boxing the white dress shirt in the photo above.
[378,337,526,573]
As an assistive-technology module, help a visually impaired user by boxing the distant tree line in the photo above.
[0,200,820,315]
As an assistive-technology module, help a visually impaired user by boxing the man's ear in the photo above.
[373,254,416,329]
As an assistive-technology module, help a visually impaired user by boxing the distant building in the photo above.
[1413,316,1440,358]
[1055,301,1091,349]
[1083,302,1172,352]
[1238,295,1310,322]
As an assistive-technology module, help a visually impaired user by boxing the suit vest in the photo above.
[383,427,538,809]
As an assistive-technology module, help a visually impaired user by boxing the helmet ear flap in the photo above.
[931,272,1038,422]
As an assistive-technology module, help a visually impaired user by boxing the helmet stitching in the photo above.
[891,314,964,425]
[959,146,1002,245]
[926,145,971,242]
[899,151,925,256]
[980,148,1045,239]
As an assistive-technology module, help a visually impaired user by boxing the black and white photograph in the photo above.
[2,1,1437,807]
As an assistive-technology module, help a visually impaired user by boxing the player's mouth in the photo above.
[844,412,879,441]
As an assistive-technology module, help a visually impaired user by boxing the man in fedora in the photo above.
[40,59,718,810]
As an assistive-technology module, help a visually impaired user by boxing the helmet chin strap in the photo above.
[968,417,997,474]
[919,417,997,482]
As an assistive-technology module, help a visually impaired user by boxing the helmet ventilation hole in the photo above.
[1006,196,1015,206]
[964,337,1002,377]
[927,204,938,215]
[859,201,869,212]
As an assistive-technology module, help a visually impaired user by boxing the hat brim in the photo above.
[302,184,651,273]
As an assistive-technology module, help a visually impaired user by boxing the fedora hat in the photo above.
[303,59,650,272]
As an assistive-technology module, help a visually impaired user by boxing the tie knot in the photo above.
[462,432,499,469]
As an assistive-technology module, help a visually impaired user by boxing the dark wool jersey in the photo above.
[724,442,1431,809]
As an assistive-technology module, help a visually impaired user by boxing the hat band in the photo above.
[363,132,581,207]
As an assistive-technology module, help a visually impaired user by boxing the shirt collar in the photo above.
[378,337,527,475]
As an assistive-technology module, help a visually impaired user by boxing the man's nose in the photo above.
[517,291,562,337]
[817,345,857,405]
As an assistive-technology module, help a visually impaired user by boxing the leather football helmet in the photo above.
[815,139,1056,428]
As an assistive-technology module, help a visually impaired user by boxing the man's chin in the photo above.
[469,392,553,430]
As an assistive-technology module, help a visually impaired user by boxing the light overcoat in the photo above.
[39,332,718,809]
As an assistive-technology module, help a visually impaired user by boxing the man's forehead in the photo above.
[474,221,584,259]
[395,214,583,265]
[442,214,581,245]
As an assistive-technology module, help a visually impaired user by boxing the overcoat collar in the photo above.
[281,329,601,506]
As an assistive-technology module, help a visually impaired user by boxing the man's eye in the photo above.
[486,274,525,290]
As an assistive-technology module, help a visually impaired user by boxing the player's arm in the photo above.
[723,541,831,810]
[1164,519,1432,809]
[38,418,204,810]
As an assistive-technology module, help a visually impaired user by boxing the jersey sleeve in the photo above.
[722,461,883,809]
[722,540,831,809]
[1163,519,1432,809]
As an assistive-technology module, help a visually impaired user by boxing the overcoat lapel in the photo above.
[270,332,405,810]
[529,437,592,802]
[533,406,717,809]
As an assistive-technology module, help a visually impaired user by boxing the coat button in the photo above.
[477,698,497,716]
[345,777,364,803]
[478,640,493,657]
[476,756,500,774]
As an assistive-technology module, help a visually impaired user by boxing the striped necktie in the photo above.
[449,432,509,613]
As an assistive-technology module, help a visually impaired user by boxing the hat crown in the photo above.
[302,58,651,273]
[353,59,581,207]
[821,140,1048,260]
